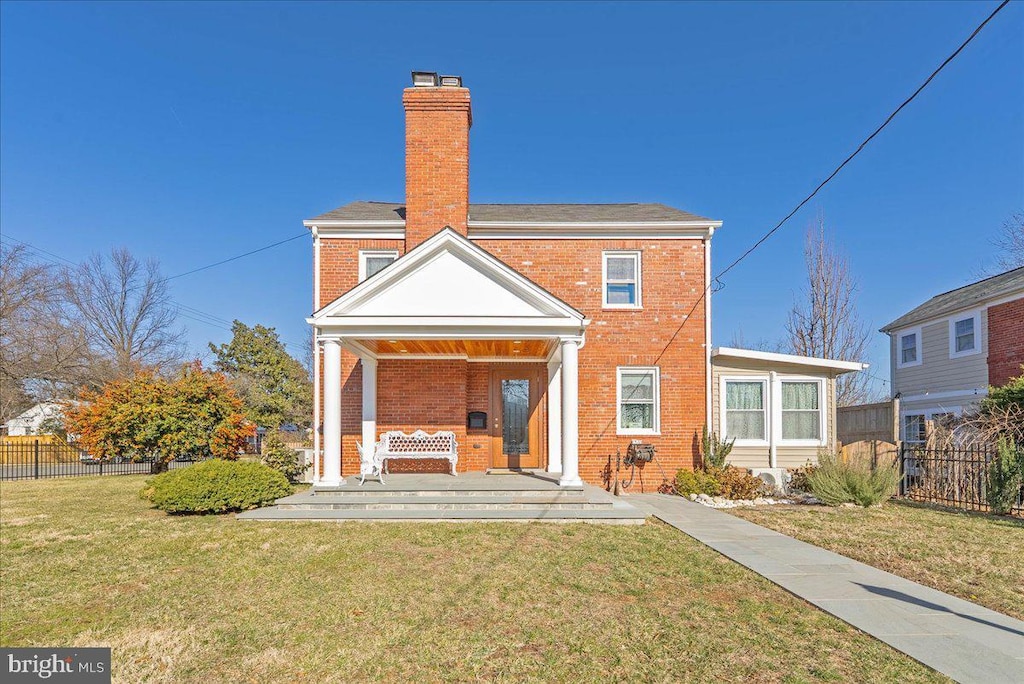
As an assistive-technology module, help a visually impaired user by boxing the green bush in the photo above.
[260,432,305,482]
[987,437,1023,515]
[806,451,899,507]
[700,425,735,470]
[674,468,721,496]
[714,465,770,500]
[142,459,292,514]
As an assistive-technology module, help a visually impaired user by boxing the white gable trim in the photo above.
[310,228,588,335]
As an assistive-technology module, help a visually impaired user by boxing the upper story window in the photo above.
[617,367,659,434]
[780,380,822,442]
[723,379,767,444]
[897,328,922,369]
[949,311,981,359]
[603,251,642,309]
[359,250,399,282]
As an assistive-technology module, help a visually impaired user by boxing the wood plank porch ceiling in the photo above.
[356,339,555,358]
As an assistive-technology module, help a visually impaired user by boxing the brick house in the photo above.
[306,73,722,489]
[880,266,1024,443]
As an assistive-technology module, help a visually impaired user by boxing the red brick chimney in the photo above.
[403,72,471,250]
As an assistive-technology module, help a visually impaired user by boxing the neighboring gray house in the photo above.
[880,267,1024,444]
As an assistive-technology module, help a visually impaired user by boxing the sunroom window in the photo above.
[724,380,766,441]
[781,381,821,441]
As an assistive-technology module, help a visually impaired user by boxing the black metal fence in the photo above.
[0,440,205,481]
[899,444,1024,516]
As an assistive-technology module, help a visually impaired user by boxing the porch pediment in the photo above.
[310,228,587,336]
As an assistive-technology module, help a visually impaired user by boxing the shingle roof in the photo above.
[881,267,1024,332]
[308,201,715,223]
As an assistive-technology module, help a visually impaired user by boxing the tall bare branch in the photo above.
[60,248,185,383]
[785,217,873,406]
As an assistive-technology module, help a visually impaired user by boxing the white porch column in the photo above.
[559,339,582,487]
[546,356,562,474]
[321,339,344,487]
[361,357,378,455]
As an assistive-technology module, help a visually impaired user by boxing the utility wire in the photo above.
[612,0,1008,409]
[714,0,1010,283]
[163,232,308,282]
[0,236,308,354]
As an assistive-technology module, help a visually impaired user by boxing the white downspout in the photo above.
[769,370,778,469]
[704,235,713,432]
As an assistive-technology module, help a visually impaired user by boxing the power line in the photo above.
[611,0,1009,409]
[163,232,308,282]
[714,0,1010,283]
[0,236,308,354]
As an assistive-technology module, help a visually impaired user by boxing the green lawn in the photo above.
[731,501,1024,621]
[0,477,947,683]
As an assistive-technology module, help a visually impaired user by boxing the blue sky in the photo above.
[2,1,1021,394]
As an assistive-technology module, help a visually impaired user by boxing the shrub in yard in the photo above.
[700,425,735,470]
[987,437,1023,515]
[788,463,818,493]
[713,465,770,500]
[260,432,305,482]
[674,468,721,496]
[806,451,899,507]
[142,459,292,514]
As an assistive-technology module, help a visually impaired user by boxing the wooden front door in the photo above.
[490,367,542,469]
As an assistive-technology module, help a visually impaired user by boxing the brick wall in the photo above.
[316,236,708,489]
[476,239,707,487]
[988,297,1024,387]
[403,86,471,249]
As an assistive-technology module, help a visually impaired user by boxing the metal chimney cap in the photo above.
[439,75,463,88]
[411,71,438,87]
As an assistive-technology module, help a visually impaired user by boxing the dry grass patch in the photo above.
[731,500,1024,620]
[0,476,948,683]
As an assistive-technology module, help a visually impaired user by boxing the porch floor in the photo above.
[239,471,647,523]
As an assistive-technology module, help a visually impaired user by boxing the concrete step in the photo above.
[311,483,585,493]
[279,492,596,505]
[236,505,647,524]
[278,497,612,511]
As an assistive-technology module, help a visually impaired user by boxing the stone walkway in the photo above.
[631,494,1024,684]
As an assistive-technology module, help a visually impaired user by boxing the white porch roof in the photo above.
[310,228,588,342]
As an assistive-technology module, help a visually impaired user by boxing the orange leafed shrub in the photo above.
[65,362,255,468]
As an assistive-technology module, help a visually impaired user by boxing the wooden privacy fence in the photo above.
[839,439,898,468]
[0,435,80,464]
[837,400,898,444]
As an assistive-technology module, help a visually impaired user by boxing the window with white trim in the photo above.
[949,311,981,358]
[903,414,926,444]
[617,367,659,434]
[780,380,822,441]
[358,250,398,282]
[897,329,921,368]
[723,379,767,442]
[603,251,641,308]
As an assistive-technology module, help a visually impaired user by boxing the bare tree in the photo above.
[785,218,872,406]
[0,245,89,420]
[728,329,782,352]
[988,211,1024,274]
[60,248,185,383]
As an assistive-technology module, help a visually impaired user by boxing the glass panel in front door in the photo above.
[502,379,530,455]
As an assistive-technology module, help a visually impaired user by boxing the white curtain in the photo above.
[725,382,764,439]
[782,382,819,439]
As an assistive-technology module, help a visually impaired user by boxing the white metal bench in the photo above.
[372,429,458,479]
